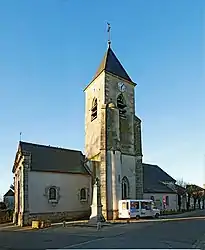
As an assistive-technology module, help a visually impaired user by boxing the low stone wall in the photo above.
[27,209,91,226]
[0,210,13,224]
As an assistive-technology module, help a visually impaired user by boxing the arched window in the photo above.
[117,94,126,117]
[48,187,57,201]
[122,176,129,199]
[91,98,97,121]
[80,188,87,201]
[166,195,169,206]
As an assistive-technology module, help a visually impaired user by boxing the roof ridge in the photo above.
[20,141,82,154]
[142,163,159,167]
[143,163,175,181]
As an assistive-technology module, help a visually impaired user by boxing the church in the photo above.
[12,38,178,226]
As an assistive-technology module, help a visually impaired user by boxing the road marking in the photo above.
[60,232,125,249]
[62,237,106,248]
[117,216,205,223]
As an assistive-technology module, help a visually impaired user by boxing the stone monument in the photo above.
[89,178,105,224]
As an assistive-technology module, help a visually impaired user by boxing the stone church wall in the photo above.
[121,154,136,199]
[84,72,105,159]
[105,73,136,156]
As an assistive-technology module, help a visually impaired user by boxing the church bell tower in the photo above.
[84,27,143,220]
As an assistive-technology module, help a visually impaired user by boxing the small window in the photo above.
[80,188,87,201]
[91,98,97,121]
[122,202,127,210]
[48,187,57,201]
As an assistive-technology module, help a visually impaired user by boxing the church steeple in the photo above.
[84,25,143,220]
[92,47,133,83]
[91,22,133,84]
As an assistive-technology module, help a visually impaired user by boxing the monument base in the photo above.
[89,204,105,225]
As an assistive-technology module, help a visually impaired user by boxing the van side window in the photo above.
[130,201,139,209]
[142,202,151,210]
[135,202,139,209]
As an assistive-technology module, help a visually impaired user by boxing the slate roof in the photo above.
[13,141,90,175]
[4,189,14,197]
[92,46,133,83]
[143,163,176,193]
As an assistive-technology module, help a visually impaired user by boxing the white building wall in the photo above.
[28,171,92,214]
[143,192,178,211]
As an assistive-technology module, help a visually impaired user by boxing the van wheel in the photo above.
[155,213,159,219]
[136,215,140,220]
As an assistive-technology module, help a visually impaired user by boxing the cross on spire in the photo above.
[107,22,111,47]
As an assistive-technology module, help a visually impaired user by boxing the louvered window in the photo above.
[91,98,97,121]
[117,94,126,117]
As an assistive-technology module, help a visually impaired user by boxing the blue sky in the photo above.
[0,0,204,198]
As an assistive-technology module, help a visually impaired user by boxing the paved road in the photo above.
[1,211,205,249]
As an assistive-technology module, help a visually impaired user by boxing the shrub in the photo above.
[0,202,6,210]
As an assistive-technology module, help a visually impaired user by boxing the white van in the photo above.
[118,199,160,219]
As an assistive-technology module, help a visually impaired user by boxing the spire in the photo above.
[92,47,133,83]
[85,23,134,87]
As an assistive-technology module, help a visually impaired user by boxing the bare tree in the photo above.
[186,184,205,210]
[176,178,188,188]
[175,179,189,211]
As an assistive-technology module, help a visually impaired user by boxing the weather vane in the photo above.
[107,22,111,47]
[20,132,22,141]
